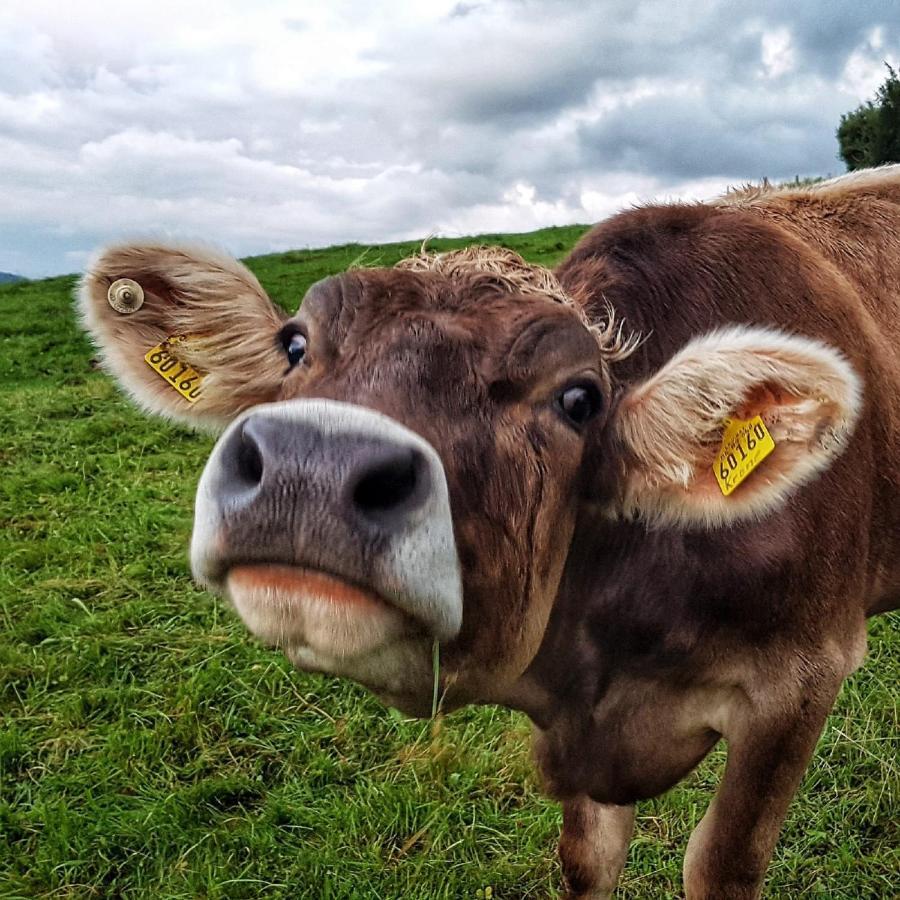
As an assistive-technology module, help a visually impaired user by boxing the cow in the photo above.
[78,166,899,899]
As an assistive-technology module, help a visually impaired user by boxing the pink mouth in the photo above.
[226,564,410,656]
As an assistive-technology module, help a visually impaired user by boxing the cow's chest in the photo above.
[533,678,729,805]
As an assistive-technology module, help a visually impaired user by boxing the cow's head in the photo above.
[79,243,860,714]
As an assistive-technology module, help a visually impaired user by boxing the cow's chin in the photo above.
[225,564,437,716]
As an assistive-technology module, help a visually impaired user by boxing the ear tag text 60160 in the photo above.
[713,415,775,496]
[144,336,204,403]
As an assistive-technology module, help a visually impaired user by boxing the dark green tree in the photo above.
[837,64,900,170]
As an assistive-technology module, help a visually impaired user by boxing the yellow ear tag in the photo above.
[144,336,204,403]
[713,415,775,496]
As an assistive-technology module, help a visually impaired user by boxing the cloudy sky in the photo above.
[2,0,898,277]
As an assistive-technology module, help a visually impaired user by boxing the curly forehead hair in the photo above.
[396,246,638,362]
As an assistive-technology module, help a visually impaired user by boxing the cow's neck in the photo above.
[504,507,803,729]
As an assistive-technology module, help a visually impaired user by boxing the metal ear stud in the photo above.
[107,278,145,314]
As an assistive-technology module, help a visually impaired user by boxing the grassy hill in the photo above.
[1,227,897,899]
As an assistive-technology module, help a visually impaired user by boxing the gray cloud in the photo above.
[574,79,850,182]
[754,1,900,76]
[0,0,897,276]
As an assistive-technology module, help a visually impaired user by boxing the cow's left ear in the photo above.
[609,326,862,527]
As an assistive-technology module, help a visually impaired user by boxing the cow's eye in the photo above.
[282,330,307,368]
[557,383,601,428]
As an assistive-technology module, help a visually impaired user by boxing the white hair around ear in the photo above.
[612,325,863,528]
[78,241,288,430]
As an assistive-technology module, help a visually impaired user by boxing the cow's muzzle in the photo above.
[191,399,463,671]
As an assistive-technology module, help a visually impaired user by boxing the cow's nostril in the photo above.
[352,449,423,519]
[236,426,264,486]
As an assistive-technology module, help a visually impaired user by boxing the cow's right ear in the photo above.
[78,242,289,431]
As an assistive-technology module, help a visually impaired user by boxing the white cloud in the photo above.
[760,28,796,79]
[1,0,898,276]
[839,27,899,98]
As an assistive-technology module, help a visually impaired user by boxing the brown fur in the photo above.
[396,245,640,362]
[79,166,900,898]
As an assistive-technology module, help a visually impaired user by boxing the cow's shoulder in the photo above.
[557,188,900,397]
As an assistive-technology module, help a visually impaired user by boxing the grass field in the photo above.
[1,226,897,899]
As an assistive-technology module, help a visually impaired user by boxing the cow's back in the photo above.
[717,166,900,359]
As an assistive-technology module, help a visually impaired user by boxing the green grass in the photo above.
[1,226,897,899]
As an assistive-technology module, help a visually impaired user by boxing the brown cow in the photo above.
[78,166,899,899]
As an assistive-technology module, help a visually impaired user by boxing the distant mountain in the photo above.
[0,272,25,284]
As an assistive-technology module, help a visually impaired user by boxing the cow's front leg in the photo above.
[559,796,635,899]
[683,677,842,900]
